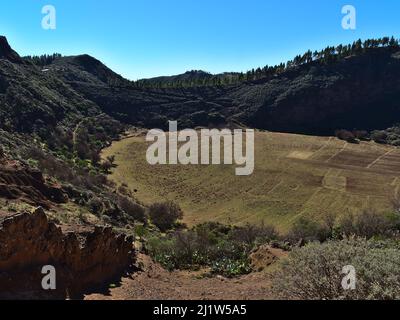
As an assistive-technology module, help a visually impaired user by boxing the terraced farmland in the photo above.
[102,131,400,231]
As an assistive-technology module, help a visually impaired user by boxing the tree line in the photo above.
[133,37,400,88]
[23,53,62,66]
[20,37,400,88]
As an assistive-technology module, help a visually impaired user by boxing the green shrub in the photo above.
[88,197,104,215]
[391,139,400,146]
[147,231,252,277]
[272,238,400,300]
[211,256,252,277]
[370,130,387,144]
[286,217,330,243]
[146,221,276,277]
[134,224,148,238]
[147,236,178,271]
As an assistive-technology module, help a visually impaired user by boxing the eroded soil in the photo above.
[85,253,281,300]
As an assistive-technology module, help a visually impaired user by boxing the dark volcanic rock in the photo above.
[0,36,22,63]
[239,48,400,134]
[53,45,400,135]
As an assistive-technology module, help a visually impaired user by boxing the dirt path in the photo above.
[85,254,276,300]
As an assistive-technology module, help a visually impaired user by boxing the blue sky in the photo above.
[0,0,399,79]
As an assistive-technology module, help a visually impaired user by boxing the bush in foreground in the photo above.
[286,209,400,243]
[147,222,277,277]
[338,209,397,239]
[272,238,400,300]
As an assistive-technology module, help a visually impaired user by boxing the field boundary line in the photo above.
[325,142,347,163]
[366,149,393,169]
[267,180,283,194]
[311,137,334,159]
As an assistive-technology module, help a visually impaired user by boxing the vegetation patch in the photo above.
[147,222,278,277]
[272,238,400,300]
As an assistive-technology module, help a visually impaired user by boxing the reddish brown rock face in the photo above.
[0,159,67,208]
[0,208,135,299]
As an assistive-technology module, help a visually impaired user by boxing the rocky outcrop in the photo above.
[0,159,67,208]
[249,245,287,272]
[0,36,22,63]
[0,208,135,299]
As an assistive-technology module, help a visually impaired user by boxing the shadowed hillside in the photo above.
[1,36,398,139]
[55,42,400,135]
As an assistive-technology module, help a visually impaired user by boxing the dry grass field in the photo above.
[102,131,400,231]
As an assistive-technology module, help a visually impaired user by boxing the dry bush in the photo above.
[117,183,134,197]
[286,209,396,244]
[117,195,146,222]
[24,147,75,181]
[353,130,369,140]
[230,222,278,245]
[100,156,116,174]
[149,201,183,231]
[370,130,388,144]
[338,209,394,239]
[286,217,330,243]
[272,238,400,300]
[24,146,109,190]
[335,129,357,143]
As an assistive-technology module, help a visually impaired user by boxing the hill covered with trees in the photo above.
[1,35,400,150]
[134,37,400,88]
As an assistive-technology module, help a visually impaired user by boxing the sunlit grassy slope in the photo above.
[102,131,400,231]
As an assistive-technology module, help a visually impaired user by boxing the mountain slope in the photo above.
[139,70,213,84]
[50,43,400,135]
[1,36,400,140]
[231,47,400,134]
[0,36,23,63]
[0,38,101,135]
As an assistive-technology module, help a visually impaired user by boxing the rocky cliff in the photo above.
[0,208,135,299]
